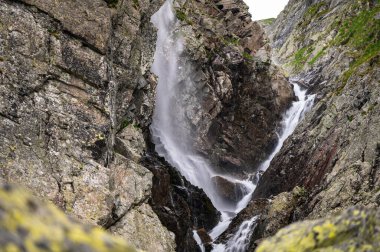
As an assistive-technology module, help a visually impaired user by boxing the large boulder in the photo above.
[257,207,380,252]
[211,176,251,203]
[0,183,139,252]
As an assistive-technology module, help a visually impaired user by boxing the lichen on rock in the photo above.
[257,207,380,252]
[0,183,140,252]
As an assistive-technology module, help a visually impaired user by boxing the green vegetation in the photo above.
[308,47,326,65]
[299,2,329,29]
[291,45,314,71]
[261,18,275,26]
[175,9,193,25]
[132,0,139,8]
[242,51,254,61]
[176,10,187,22]
[306,2,327,18]
[222,36,240,46]
[121,119,131,129]
[332,3,380,91]
[47,28,59,38]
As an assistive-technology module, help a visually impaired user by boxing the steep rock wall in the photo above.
[168,0,294,175]
[255,0,380,214]
[233,0,380,248]
[0,0,176,250]
[0,0,296,250]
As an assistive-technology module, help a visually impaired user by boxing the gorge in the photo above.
[0,0,379,251]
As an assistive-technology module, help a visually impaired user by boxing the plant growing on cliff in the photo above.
[176,10,187,22]
[222,36,240,46]
[298,2,329,29]
[308,47,326,65]
[291,45,314,71]
[261,18,275,26]
[333,3,380,86]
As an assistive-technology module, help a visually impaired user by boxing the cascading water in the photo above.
[151,0,315,251]
[150,0,254,213]
[214,81,316,251]
[150,0,254,241]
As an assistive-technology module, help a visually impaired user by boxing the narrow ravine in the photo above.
[212,80,315,251]
[150,1,315,251]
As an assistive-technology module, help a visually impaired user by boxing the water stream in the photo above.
[151,0,254,212]
[150,1,315,251]
[212,82,315,251]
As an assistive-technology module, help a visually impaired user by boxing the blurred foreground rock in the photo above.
[257,207,380,252]
[0,183,140,252]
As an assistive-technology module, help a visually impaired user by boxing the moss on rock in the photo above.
[257,207,380,252]
[0,183,140,252]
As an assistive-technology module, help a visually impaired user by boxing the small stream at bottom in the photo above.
[150,1,316,251]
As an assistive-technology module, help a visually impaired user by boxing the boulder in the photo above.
[211,176,250,203]
[257,207,380,252]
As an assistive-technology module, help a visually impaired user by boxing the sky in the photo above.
[244,0,289,21]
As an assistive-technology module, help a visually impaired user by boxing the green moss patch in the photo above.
[261,18,275,26]
[291,45,314,71]
[333,4,380,87]
[308,47,326,65]
[176,10,187,22]
[299,2,330,29]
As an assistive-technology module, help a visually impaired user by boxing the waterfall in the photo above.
[151,1,315,251]
[259,82,316,172]
[150,0,255,245]
[214,81,316,251]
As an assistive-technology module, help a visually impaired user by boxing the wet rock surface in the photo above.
[211,176,250,203]
[218,186,307,250]
[142,151,220,252]
[168,0,294,175]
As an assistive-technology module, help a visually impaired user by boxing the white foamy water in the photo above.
[151,1,315,251]
[214,82,316,251]
[259,82,316,172]
[150,0,254,233]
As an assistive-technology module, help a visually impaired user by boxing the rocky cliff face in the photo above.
[167,0,294,175]
[255,0,380,215]
[0,0,176,250]
[222,0,380,248]
[0,0,294,250]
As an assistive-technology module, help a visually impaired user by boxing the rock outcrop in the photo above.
[0,0,176,250]
[255,0,380,216]
[143,153,220,252]
[217,186,307,250]
[0,183,140,252]
[168,0,294,175]
[257,207,380,252]
[224,0,380,248]
[0,0,313,250]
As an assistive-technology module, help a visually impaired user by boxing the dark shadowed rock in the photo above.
[142,151,220,252]
[211,176,250,203]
